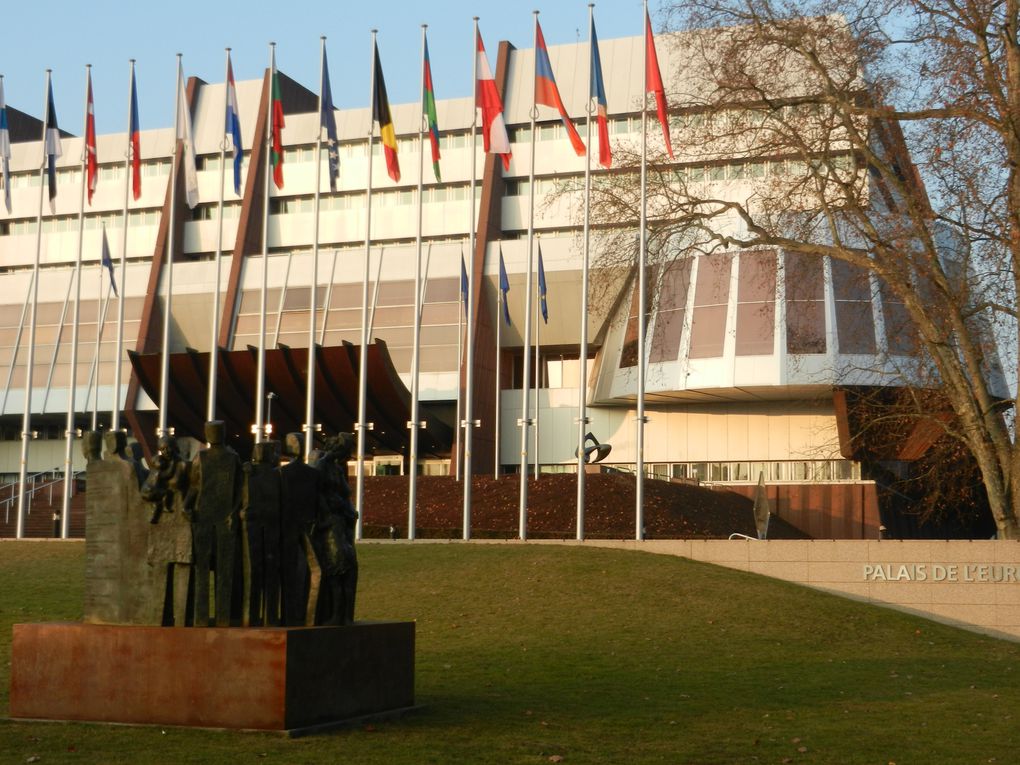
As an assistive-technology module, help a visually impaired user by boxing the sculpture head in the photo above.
[254,440,280,467]
[156,435,180,461]
[104,430,127,458]
[327,432,355,461]
[283,432,303,462]
[205,420,225,446]
[82,430,103,462]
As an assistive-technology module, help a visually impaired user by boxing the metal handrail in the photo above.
[1,468,84,524]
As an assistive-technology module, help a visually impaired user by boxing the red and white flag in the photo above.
[85,70,97,205]
[476,28,511,170]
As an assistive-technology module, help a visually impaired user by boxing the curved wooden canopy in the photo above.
[128,341,453,459]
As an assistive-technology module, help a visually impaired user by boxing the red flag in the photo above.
[85,71,97,205]
[476,28,511,171]
[271,63,285,189]
[129,69,141,200]
[645,10,674,159]
[534,21,585,156]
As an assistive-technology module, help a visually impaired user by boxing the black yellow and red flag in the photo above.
[372,41,400,182]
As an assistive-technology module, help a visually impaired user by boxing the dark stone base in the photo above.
[10,621,414,732]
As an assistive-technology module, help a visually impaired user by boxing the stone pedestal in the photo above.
[10,621,414,733]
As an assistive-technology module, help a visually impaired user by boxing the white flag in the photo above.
[176,64,199,209]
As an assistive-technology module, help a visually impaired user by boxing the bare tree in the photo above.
[584,2,1020,536]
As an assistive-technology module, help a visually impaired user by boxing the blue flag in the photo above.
[460,252,469,314]
[320,45,340,192]
[498,246,511,327]
[538,243,548,324]
[100,226,118,297]
[44,78,62,211]
[225,53,243,196]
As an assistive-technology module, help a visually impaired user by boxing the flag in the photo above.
[44,78,62,211]
[423,33,441,182]
[129,68,141,200]
[225,53,244,196]
[538,243,548,324]
[372,42,400,183]
[85,71,98,204]
[176,63,199,208]
[476,28,511,170]
[100,226,117,297]
[590,17,612,168]
[534,20,585,156]
[270,56,285,189]
[498,245,511,327]
[0,79,11,213]
[645,10,674,159]
[320,44,339,192]
[460,251,469,312]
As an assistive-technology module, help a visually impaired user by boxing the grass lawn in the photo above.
[2,540,1019,764]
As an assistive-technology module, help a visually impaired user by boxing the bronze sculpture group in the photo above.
[85,421,358,628]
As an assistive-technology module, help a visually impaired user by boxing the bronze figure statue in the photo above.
[83,423,360,630]
[185,421,243,627]
[141,435,193,626]
[311,433,358,626]
[241,440,283,627]
[279,433,321,626]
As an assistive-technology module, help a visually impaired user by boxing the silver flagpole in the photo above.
[255,43,276,446]
[158,55,184,439]
[578,4,595,541]
[518,11,539,540]
[61,64,91,539]
[494,242,502,479]
[356,32,379,540]
[533,240,540,481]
[408,24,427,541]
[636,0,650,541]
[90,236,112,431]
[208,49,231,423]
[16,69,53,539]
[305,37,327,459]
[463,16,480,539]
[455,249,463,482]
[112,60,134,433]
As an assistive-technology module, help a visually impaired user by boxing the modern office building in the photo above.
[0,26,999,539]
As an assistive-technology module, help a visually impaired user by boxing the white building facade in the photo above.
[1,28,971,538]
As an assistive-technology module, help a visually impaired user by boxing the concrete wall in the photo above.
[573,539,1020,642]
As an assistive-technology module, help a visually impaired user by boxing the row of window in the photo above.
[267,183,480,216]
[508,458,860,483]
[2,209,163,236]
[191,202,242,222]
[657,459,861,483]
[274,104,824,163]
[5,100,837,195]
[619,249,915,364]
[5,161,170,189]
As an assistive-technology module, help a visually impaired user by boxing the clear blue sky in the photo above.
[2,0,666,135]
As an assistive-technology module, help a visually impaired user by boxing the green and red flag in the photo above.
[423,33,441,182]
[270,55,285,189]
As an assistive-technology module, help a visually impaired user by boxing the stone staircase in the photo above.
[0,477,86,538]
